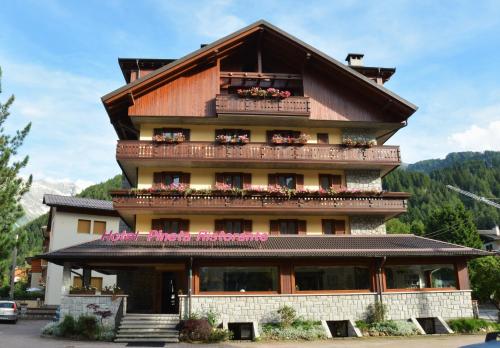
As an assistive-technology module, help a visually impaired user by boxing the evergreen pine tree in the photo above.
[0,67,32,284]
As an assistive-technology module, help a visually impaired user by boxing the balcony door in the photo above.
[161,272,179,314]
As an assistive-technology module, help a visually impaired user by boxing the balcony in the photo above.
[111,190,408,225]
[215,94,310,117]
[117,141,401,185]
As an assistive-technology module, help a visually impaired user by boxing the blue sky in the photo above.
[1,0,499,185]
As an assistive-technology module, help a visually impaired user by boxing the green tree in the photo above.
[386,218,410,234]
[77,174,122,200]
[424,203,482,249]
[0,67,32,285]
[469,256,500,308]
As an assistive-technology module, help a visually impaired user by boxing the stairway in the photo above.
[115,313,180,343]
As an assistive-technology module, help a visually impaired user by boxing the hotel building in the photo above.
[43,21,489,341]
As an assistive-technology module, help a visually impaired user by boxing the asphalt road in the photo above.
[0,320,489,348]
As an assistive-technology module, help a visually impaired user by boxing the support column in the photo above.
[61,262,72,296]
[82,268,91,287]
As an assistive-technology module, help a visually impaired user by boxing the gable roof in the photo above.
[102,20,417,116]
[43,194,117,215]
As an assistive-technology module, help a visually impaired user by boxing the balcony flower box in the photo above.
[153,132,186,144]
[101,285,124,295]
[272,133,310,145]
[237,87,291,99]
[342,137,377,148]
[215,134,249,145]
[69,286,96,295]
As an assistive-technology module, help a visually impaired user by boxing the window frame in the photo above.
[77,219,91,234]
[151,218,190,233]
[292,265,372,293]
[93,220,107,235]
[382,263,458,292]
[215,172,250,190]
[153,127,190,141]
[319,174,343,191]
[322,219,346,235]
[214,219,252,233]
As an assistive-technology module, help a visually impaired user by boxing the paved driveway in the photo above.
[0,320,488,348]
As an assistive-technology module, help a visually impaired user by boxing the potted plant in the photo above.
[101,284,124,295]
[236,87,292,99]
[69,285,96,295]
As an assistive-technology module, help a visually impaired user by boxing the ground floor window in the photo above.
[199,266,278,292]
[294,266,370,291]
[73,276,103,291]
[385,264,456,289]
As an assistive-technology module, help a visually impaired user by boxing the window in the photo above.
[319,174,342,191]
[215,173,250,189]
[294,266,370,291]
[153,128,190,141]
[268,173,303,190]
[385,264,457,289]
[322,220,346,235]
[73,276,104,291]
[93,221,106,235]
[199,266,278,292]
[77,219,91,234]
[153,172,190,187]
[270,219,306,235]
[317,133,329,144]
[215,219,252,233]
[151,219,189,233]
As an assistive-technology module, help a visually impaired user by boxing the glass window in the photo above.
[225,220,243,233]
[93,221,106,235]
[294,266,370,291]
[165,174,181,186]
[385,264,457,289]
[77,219,91,234]
[277,174,296,189]
[199,266,278,292]
[279,220,298,235]
[223,174,243,189]
[319,174,342,190]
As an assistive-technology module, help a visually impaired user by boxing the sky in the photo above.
[1,0,499,186]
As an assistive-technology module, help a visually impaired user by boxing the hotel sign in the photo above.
[101,231,269,243]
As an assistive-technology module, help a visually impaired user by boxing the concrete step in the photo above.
[124,314,179,318]
[119,323,178,328]
[114,338,179,343]
[120,321,179,326]
[116,333,179,338]
[118,328,179,334]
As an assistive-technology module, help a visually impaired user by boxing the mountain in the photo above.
[18,179,91,226]
[383,151,500,232]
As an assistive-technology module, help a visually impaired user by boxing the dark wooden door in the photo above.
[161,272,179,314]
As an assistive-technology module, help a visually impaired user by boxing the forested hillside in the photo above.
[383,151,500,232]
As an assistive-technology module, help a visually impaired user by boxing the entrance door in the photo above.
[161,272,179,314]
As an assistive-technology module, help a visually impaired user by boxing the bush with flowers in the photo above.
[272,133,310,145]
[153,132,186,143]
[215,134,249,144]
[237,87,292,99]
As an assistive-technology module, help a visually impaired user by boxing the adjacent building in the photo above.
[42,195,120,305]
[43,20,490,335]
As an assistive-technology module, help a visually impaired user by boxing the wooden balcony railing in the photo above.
[215,94,310,116]
[111,191,408,214]
[116,141,401,165]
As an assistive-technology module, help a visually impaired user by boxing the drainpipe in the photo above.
[377,257,387,304]
[188,257,193,319]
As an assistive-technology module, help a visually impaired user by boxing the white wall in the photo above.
[45,209,120,305]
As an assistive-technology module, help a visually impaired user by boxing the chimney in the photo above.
[200,44,208,48]
[345,53,364,67]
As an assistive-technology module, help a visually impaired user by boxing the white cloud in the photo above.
[449,121,500,151]
[1,56,121,183]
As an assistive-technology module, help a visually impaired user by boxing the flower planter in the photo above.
[101,290,124,296]
[69,290,96,295]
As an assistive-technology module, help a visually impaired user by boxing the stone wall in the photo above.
[345,170,382,191]
[181,290,472,323]
[350,216,386,235]
[60,295,126,326]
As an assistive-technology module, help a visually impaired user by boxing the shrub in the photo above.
[97,325,116,341]
[261,322,326,340]
[448,318,500,333]
[179,319,212,342]
[368,320,418,336]
[277,305,296,327]
[41,322,61,336]
[59,315,77,337]
[205,309,219,328]
[76,315,99,339]
[208,328,233,342]
[366,300,386,323]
